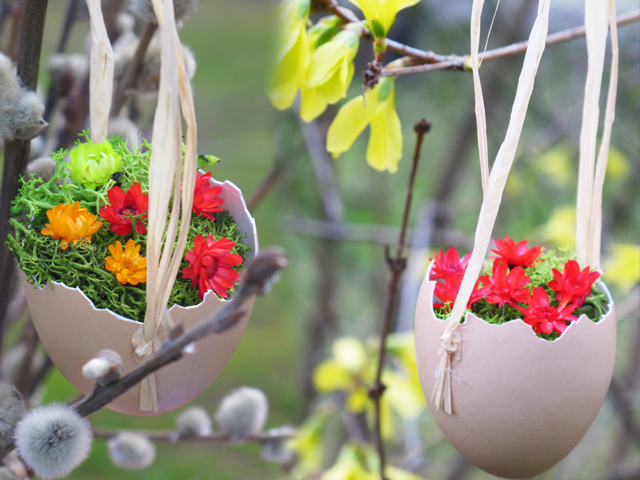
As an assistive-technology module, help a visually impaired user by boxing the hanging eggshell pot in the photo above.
[22,178,258,416]
[414,264,616,479]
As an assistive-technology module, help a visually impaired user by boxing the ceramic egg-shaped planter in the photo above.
[414,266,616,479]
[22,179,257,416]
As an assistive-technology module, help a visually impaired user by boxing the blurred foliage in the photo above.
[19,0,640,479]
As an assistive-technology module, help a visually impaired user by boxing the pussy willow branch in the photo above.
[0,0,48,371]
[112,22,158,116]
[381,9,640,77]
[93,429,291,445]
[369,120,431,480]
[72,248,287,418]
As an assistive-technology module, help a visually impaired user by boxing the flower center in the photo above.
[121,258,135,272]
[117,203,139,217]
[204,258,220,278]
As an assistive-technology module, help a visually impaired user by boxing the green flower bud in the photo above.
[67,141,122,189]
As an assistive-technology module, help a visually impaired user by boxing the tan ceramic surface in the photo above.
[23,179,258,416]
[414,268,616,479]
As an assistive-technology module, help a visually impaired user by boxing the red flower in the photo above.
[490,236,542,268]
[182,234,243,299]
[518,287,578,335]
[430,248,472,280]
[99,182,149,236]
[434,274,482,310]
[476,260,530,308]
[548,260,600,308]
[192,172,225,220]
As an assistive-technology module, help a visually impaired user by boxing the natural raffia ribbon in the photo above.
[86,0,198,411]
[86,0,114,143]
[431,0,551,414]
[138,0,198,412]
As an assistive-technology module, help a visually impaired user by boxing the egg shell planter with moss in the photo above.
[414,256,615,479]
[9,138,257,415]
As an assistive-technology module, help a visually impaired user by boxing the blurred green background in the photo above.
[18,0,640,478]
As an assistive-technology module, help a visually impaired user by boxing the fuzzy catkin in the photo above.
[0,383,26,449]
[175,406,212,437]
[128,0,198,24]
[214,387,269,442]
[108,432,155,470]
[0,53,46,141]
[14,404,92,480]
[260,426,296,464]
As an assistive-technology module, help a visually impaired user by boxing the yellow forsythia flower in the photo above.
[266,0,311,110]
[539,206,576,248]
[348,0,421,38]
[300,29,360,122]
[604,244,640,293]
[327,77,402,173]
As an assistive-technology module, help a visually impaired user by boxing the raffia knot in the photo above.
[131,325,165,412]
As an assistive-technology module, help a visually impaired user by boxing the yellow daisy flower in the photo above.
[41,202,103,250]
[105,239,147,285]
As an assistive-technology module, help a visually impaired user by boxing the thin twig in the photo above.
[93,429,292,445]
[0,0,49,372]
[369,120,431,480]
[247,157,285,212]
[72,248,287,417]
[381,9,640,77]
[56,0,79,53]
[287,216,473,249]
[111,22,157,116]
[298,117,345,223]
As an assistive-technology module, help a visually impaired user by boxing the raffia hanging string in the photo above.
[584,0,619,269]
[132,0,198,412]
[85,0,114,142]
[431,0,551,414]
[470,1,489,194]
[576,0,611,268]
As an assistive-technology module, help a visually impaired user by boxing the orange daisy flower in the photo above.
[41,202,103,250]
[105,239,147,285]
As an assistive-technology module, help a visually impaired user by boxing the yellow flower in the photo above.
[313,335,425,439]
[604,244,640,293]
[348,0,421,38]
[41,202,103,250]
[534,144,573,188]
[606,147,630,182]
[266,0,311,110]
[300,29,359,122]
[327,77,402,173]
[539,206,576,248]
[321,443,378,480]
[105,239,147,285]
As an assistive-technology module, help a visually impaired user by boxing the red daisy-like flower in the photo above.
[476,260,530,308]
[490,236,543,269]
[434,274,482,310]
[182,234,243,299]
[99,182,149,236]
[430,247,472,280]
[548,260,600,308]
[517,287,578,335]
[192,172,225,220]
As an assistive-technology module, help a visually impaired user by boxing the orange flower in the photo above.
[41,202,103,250]
[105,239,147,285]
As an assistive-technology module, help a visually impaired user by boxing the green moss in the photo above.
[6,137,249,322]
[433,247,610,341]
